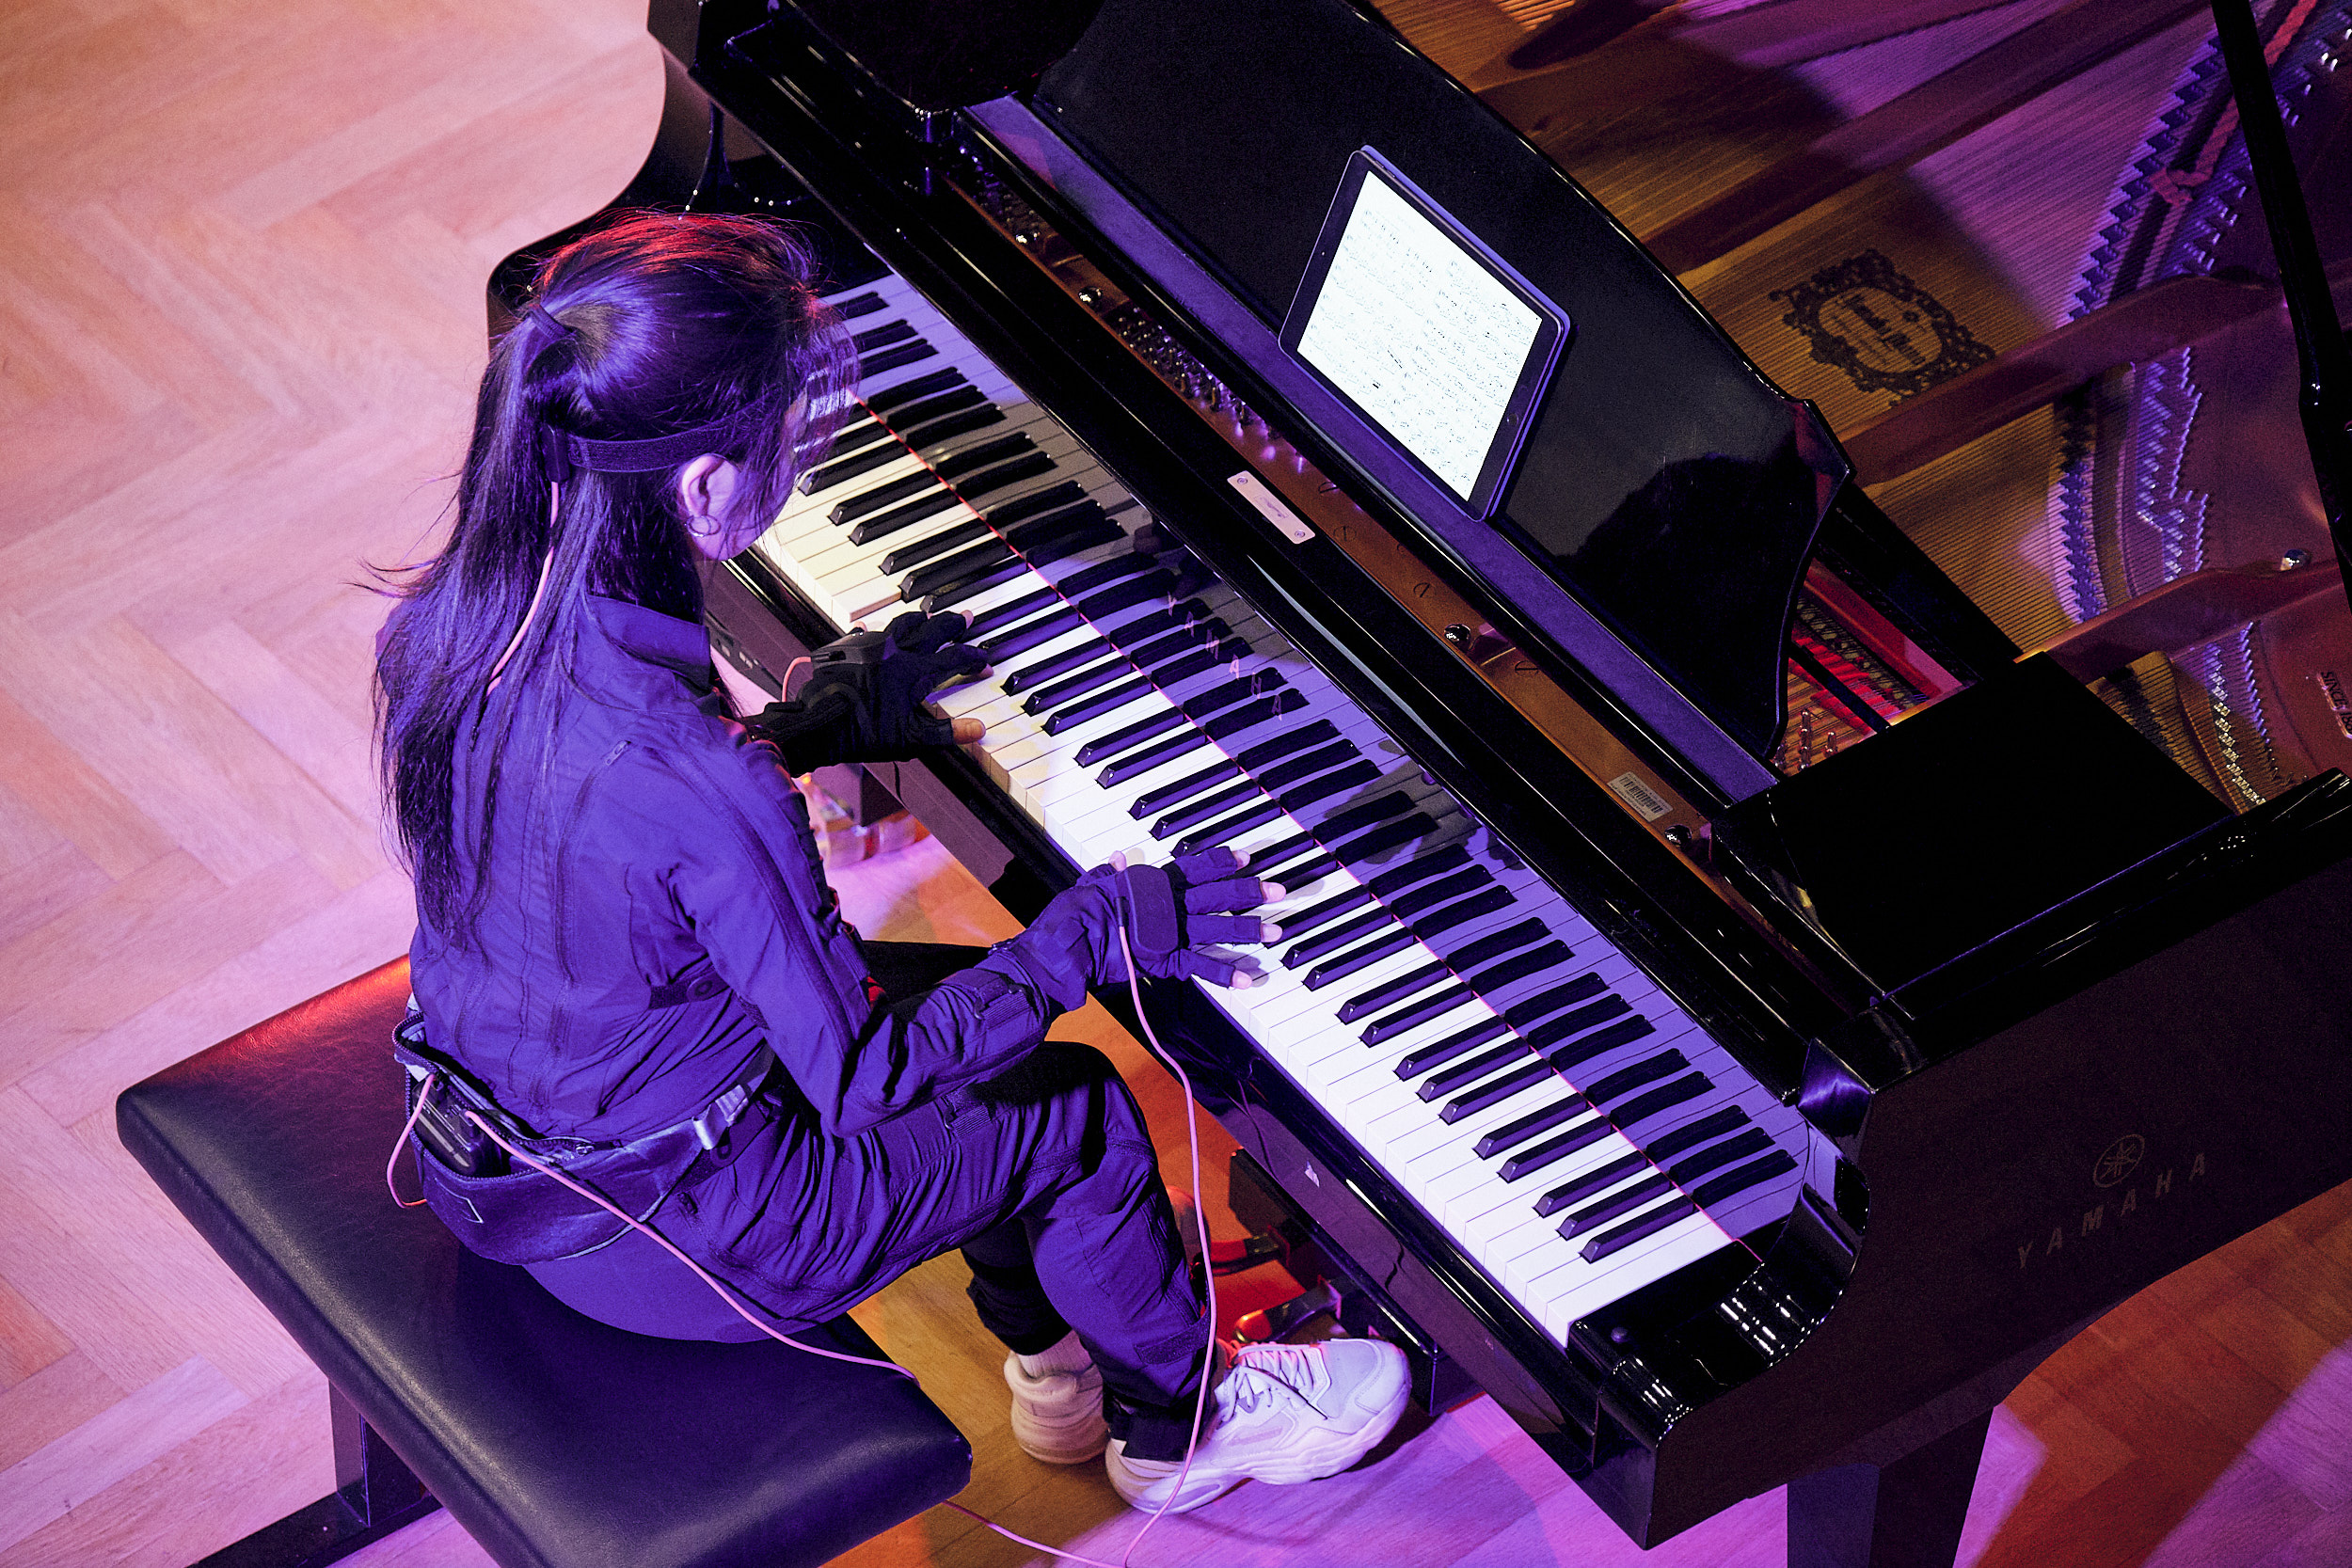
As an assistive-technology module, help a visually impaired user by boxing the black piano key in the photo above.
[1336,813,1438,865]
[1565,1175,1678,1237]
[1302,927,1416,990]
[903,404,1006,449]
[1174,800,1284,856]
[1182,670,1288,722]
[999,501,1102,556]
[833,468,942,526]
[1235,721,1341,770]
[953,451,1057,504]
[832,291,887,320]
[863,367,963,413]
[1104,600,1215,653]
[1501,1117,1614,1182]
[1264,850,1337,886]
[1312,789,1410,843]
[924,558,1032,612]
[1584,1051,1689,1106]
[1245,830,1318,872]
[1580,1197,1698,1262]
[1277,759,1381,814]
[878,383,988,432]
[1504,973,1610,1032]
[1092,725,1207,784]
[1359,984,1472,1045]
[1023,657,1136,716]
[1474,1096,1592,1158]
[1256,741,1360,795]
[1338,960,1451,1024]
[1418,1040,1531,1101]
[847,488,961,545]
[1643,1105,1749,1164]
[882,517,993,574]
[803,439,908,494]
[1058,552,1161,597]
[1283,908,1394,969]
[1689,1150,1798,1208]
[1130,761,1243,819]
[1608,1071,1712,1130]
[933,431,1037,483]
[1534,1153,1645,1217]
[850,318,916,353]
[1439,1060,1551,1122]
[1145,639,1251,689]
[1667,1128,1773,1186]
[967,588,1060,641]
[1393,1018,1510,1079]
[1463,941,1577,998]
[861,339,938,375]
[1128,619,1226,672]
[1444,918,1550,974]
[985,482,1089,531]
[826,419,891,458]
[1150,782,1262,839]
[1010,514,1122,567]
[1524,995,1633,1053]
[1390,867,1491,921]
[1041,677,1156,736]
[1075,709,1194,769]
[1278,885,1375,942]
[1001,632,1109,692]
[1408,887,1517,944]
[1546,1013,1657,1070]
[1075,571,1180,622]
[1368,845,1472,901]
[1203,688,1307,740]
[901,540,1016,602]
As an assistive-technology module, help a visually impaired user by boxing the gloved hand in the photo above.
[748,610,986,770]
[995,847,1285,1010]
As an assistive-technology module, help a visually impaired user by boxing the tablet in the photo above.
[1279,148,1570,520]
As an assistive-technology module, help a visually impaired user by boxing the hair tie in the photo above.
[524,301,576,341]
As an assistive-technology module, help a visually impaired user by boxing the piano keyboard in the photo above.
[746,266,1814,1347]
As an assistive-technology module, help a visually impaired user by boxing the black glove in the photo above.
[749,610,986,770]
[996,847,1282,1010]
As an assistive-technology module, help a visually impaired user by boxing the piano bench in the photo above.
[116,958,972,1568]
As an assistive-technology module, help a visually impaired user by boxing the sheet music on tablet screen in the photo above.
[1295,174,1542,502]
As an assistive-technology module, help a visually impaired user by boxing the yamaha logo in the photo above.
[2093,1134,2146,1189]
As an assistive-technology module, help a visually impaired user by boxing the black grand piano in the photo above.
[495,2,2352,1562]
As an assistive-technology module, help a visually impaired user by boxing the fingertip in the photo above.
[1258,881,1284,904]
[1261,923,1281,942]
[1229,970,1255,989]
[1230,849,1250,869]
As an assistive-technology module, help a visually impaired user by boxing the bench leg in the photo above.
[193,1386,441,1568]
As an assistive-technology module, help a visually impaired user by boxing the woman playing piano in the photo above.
[372,213,1409,1513]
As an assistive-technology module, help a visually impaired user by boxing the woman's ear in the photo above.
[675,454,743,561]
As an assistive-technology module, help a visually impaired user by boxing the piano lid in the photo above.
[1025,0,1850,776]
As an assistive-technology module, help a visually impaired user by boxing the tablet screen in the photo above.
[1283,150,1566,516]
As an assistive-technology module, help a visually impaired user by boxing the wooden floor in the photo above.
[0,1,2346,1564]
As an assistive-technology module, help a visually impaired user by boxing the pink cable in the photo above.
[382,902,1241,1565]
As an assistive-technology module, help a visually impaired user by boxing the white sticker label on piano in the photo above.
[1228,471,1316,545]
[1607,770,1674,822]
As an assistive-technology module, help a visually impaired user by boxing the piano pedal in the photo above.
[1224,1149,1483,1414]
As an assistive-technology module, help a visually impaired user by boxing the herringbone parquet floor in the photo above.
[0,1,2345,1565]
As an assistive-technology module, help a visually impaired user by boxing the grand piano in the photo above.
[495,1,2352,1561]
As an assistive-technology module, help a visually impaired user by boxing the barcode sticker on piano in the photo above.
[1228,471,1316,545]
[1607,771,1674,822]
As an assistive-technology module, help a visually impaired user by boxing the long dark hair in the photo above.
[375,214,855,941]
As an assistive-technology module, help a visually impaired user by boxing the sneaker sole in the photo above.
[1106,1352,1413,1512]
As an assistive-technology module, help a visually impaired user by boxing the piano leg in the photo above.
[1785,1409,1991,1568]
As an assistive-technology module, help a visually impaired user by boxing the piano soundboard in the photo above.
[742,261,1815,1349]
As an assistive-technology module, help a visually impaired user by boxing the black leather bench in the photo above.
[118,958,971,1568]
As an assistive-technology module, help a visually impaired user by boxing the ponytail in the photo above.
[374,214,854,941]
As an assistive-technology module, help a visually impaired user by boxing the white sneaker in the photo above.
[1103,1337,1411,1513]
[1005,1331,1107,1464]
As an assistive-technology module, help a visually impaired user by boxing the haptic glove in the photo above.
[748,610,985,771]
[996,847,1282,1011]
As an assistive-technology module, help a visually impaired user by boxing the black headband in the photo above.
[543,380,799,481]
